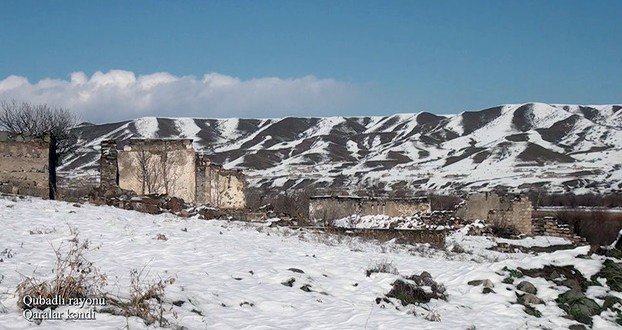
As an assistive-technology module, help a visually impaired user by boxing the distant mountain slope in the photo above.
[59,103,622,194]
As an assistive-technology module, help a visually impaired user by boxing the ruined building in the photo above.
[0,131,55,199]
[100,139,246,209]
[455,192,533,235]
[308,196,431,226]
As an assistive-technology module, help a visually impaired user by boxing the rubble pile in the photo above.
[89,188,199,217]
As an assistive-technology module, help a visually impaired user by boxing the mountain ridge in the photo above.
[59,102,622,194]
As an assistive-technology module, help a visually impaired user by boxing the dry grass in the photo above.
[102,267,175,326]
[15,234,174,326]
[16,237,107,310]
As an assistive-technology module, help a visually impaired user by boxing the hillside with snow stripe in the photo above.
[59,103,622,194]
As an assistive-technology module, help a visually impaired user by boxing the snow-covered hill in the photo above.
[60,103,622,194]
[1,196,620,329]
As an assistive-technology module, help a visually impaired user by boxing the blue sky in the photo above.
[0,0,620,121]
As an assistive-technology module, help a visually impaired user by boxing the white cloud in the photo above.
[0,70,358,123]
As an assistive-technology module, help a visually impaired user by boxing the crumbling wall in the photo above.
[196,154,246,209]
[455,192,501,220]
[456,192,533,235]
[532,217,586,244]
[0,132,52,198]
[309,197,362,225]
[117,139,196,202]
[99,140,119,194]
[99,139,246,208]
[487,196,533,234]
[385,199,431,216]
[308,196,431,226]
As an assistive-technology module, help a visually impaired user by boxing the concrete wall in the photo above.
[308,196,431,226]
[0,132,52,198]
[456,192,533,235]
[117,139,196,202]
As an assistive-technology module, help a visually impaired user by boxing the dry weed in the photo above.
[16,236,107,310]
[102,267,175,326]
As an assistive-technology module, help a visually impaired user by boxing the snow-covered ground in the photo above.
[0,196,620,329]
[332,215,428,230]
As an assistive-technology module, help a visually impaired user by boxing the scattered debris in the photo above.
[281,278,296,287]
[288,268,305,274]
[366,261,398,277]
[155,233,168,241]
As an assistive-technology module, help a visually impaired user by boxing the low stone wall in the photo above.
[56,174,99,201]
[532,217,586,244]
[308,196,431,226]
[313,227,446,248]
[456,192,533,235]
[0,132,52,198]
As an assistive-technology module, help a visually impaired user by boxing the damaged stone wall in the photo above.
[100,139,246,209]
[99,140,119,195]
[117,139,196,203]
[308,196,431,226]
[532,217,586,244]
[0,132,53,198]
[196,154,246,209]
[456,192,533,235]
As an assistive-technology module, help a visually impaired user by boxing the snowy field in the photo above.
[0,196,620,329]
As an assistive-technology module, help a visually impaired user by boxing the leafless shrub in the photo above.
[16,236,107,310]
[67,224,79,237]
[135,150,162,195]
[103,268,175,326]
[159,147,176,196]
[424,309,441,322]
[132,143,182,196]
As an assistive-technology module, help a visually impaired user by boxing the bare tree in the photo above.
[160,143,180,195]
[135,150,162,195]
[0,100,78,165]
